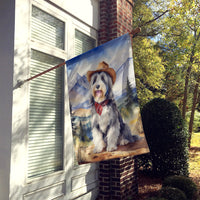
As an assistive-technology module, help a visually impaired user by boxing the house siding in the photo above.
[0,0,15,199]
[8,0,99,200]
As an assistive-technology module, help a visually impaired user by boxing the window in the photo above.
[31,6,65,49]
[28,5,96,178]
[28,6,65,178]
[75,29,96,56]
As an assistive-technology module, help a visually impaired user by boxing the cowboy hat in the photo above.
[87,61,116,84]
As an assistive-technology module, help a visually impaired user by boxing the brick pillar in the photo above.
[97,1,138,199]
[99,0,134,45]
[98,157,138,200]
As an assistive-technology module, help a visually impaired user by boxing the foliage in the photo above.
[132,0,200,145]
[132,0,169,38]
[160,0,200,140]
[132,0,166,107]
[141,98,189,177]
[158,41,186,106]
[159,186,187,200]
[136,153,152,174]
[162,176,198,200]
[132,37,165,107]
[146,197,167,200]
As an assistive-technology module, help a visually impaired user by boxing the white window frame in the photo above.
[28,1,68,182]
[11,0,99,199]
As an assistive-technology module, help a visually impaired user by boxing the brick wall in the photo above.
[98,1,139,199]
[99,0,133,45]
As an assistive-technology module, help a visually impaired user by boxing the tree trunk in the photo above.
[188,74,200,148]
[182,65,192,119]
[197,92,200,109]
[182,32,199,119]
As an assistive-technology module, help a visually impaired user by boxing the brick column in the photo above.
[98,157,138,200]
[98,1,138,199]
[99,0,134,45]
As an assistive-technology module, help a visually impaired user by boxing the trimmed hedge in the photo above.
[163,175,198,200]
[147,197,167,200]
[159,186,187,200]
[141,98,189,177]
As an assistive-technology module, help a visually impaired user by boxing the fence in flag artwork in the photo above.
[66,34,149,164]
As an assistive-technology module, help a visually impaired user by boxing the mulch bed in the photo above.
[189,147,200,193]
[136,172,162,200]
[135,148,200,200]
[136,172,200,200]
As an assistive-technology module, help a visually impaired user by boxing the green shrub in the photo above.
[136,153,153,174]
[159,186,187,200]
[163,175,198,200]
[146,197,167,200]
[141,98,189,177]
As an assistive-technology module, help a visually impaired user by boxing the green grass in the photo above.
[189,132,200,189]
[189,133,200,173]
[191,132,200,147]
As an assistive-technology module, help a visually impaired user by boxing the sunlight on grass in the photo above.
[191,132,200,147]
[189,132,200,183]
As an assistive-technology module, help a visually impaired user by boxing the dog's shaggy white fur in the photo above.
[89,71,139,153]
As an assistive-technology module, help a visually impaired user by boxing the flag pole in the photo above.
[15,30,141,89]
[15,61,66,88]
[129,27,141,38]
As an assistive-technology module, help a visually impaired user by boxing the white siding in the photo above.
[48,0,99,30]
[0,1,15,199]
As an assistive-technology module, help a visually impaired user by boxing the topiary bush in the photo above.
[159,186,187,200]
[135,153,153,174]
[146,197,167,200]
[141,98,189,177]
[162,175,198,200]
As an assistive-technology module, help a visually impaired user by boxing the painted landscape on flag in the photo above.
[66,34,149,164]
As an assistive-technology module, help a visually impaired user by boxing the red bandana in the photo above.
[94,100,109,115]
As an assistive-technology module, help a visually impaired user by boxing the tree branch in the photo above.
[140,10,169,27]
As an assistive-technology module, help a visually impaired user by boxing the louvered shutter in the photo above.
[28,50,64,178]
[75,29,96,56]
[28,6,65,178]
[31,6,64,50]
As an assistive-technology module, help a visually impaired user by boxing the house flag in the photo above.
[66,33,149,164]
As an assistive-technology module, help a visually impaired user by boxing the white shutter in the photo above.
[31,6,64,50]
[28,50,64,178]
[75,29,96,56]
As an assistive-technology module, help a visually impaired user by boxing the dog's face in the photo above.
[90,71,113,103]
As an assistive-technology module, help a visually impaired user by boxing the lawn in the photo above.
[189,132,200,190]
[191,132,200,147]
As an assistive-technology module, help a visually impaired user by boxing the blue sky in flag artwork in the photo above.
[66,33,136,111]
